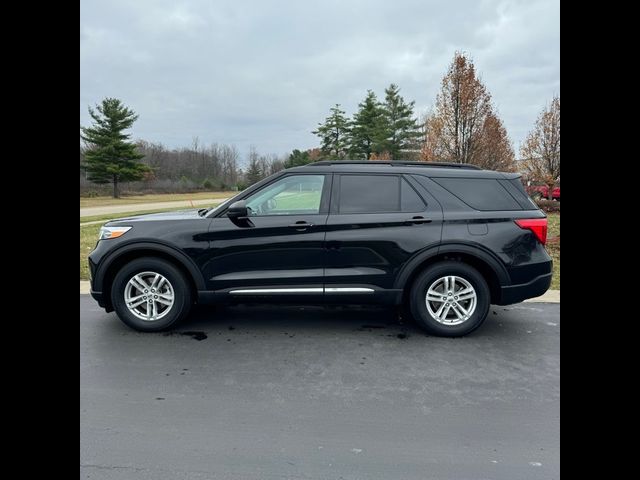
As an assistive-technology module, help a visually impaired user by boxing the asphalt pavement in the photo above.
[80,295,559,480]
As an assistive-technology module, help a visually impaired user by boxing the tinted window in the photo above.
[401,178,427,212]
[432,178,521,211]
[338,175,425,213]
[339,175,398,213]
[245,175,325,215]
[499,178,538,210]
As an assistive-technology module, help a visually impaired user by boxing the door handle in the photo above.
[406,216,432,224]
[288,221,314,230]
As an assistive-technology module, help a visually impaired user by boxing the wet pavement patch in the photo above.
[163,331,208,341]
[386,331,409,339]
[182,331,207,341]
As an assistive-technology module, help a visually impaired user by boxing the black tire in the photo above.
[409,261,490,337]
[110,257,192,332]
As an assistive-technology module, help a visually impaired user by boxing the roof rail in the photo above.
[305,160,482,170]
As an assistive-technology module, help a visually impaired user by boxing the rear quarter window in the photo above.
[432,178,522,211]
[499,178,538,210]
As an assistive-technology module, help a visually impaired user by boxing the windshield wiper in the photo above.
[197,208,209,216]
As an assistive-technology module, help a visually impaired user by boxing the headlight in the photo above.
[98,226,132,240]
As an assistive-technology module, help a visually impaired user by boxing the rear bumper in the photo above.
[497,272,552,305]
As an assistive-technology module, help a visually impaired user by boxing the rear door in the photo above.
[324,173,443,293]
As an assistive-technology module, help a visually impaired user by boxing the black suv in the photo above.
[88,161,552,337]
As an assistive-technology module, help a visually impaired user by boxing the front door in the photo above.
[203,173,330,297]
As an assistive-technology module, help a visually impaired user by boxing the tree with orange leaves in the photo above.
[421,52,515,171]
[476,113,516,172]
[369,151,392,160]
[520,96,560,199]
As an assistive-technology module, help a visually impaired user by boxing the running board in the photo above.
[229,287,374,294]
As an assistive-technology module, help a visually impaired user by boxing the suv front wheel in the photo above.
[409,261,490,337]
[111,257,193,332]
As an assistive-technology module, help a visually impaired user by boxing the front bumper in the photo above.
[90,289,113,311]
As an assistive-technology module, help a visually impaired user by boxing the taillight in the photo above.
[515,218,548,245]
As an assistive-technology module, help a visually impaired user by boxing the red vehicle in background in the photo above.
[526,184,560,201]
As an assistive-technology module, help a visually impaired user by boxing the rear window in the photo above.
[338,175,426,213]
[499,178,538,210]
[432,178,522,211]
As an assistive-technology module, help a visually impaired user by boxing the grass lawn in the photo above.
[80,191,233,208]
[80,224,102,280]
[546,212,560,290]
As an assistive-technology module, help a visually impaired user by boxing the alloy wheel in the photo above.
[425,275,477,325]
[124,271,175,322]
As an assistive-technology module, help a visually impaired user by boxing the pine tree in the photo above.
[80,98,149,198]
[312,104,350,159]
[349,91,388,160]
[382,84,421,159]
[285,149,311,167]
[245,148,264,186]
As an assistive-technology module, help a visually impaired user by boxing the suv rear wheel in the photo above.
[409,261,490,337]
[111,257,192,332]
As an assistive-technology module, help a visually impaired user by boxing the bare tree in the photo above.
[134,140,241,188]
[220,144,239,187]
[520,96,560,199]
[85,138,283,194]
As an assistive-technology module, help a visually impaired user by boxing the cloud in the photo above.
[80,0,559,160]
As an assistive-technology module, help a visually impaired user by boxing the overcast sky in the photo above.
[80,0,559,162]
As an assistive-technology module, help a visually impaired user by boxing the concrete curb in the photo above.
[80,280,559,303]
[524,289,559,303]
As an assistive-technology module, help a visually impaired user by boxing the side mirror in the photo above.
[227,200,248,219]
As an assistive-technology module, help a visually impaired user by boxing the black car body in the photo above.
[88,161,552,336]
